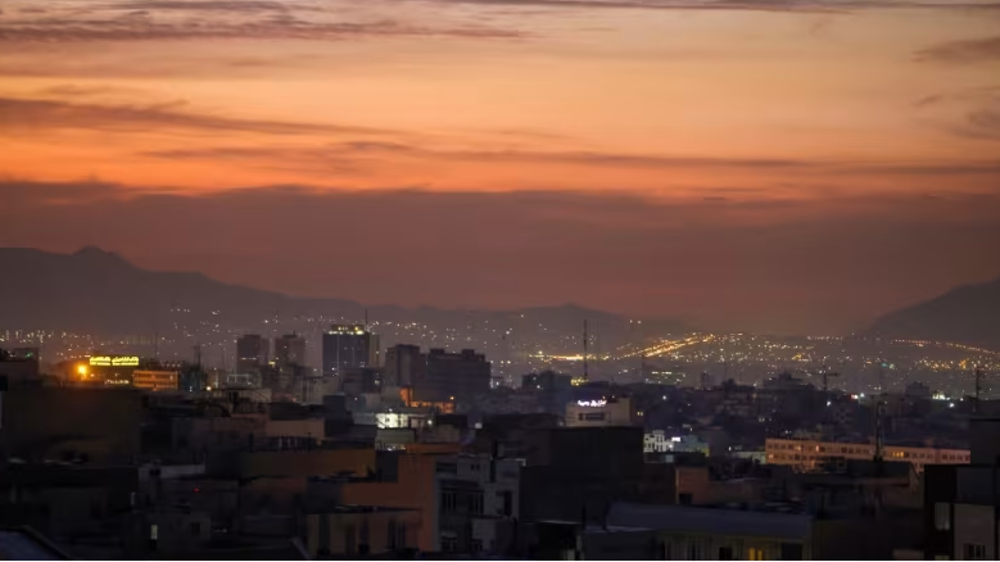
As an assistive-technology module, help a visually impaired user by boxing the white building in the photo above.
[565,396,635,427]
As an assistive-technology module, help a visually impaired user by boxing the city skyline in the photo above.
[2,0,999,334]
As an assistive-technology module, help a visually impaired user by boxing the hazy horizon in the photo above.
[2,243,996,337]
[2,0,999,334]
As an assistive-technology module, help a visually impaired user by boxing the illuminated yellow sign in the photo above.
[89,356,140,367]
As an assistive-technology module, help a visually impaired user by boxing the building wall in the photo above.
[233,449,377,479]
[264,418,324,441]
[565,397,634,428]
[144,511,212,557]
[0,386,141,463]
[339,454,440,551]
[609,504,818,560]
[132,370,179,391]
[953,503,995,561]
[766,438,969,472]
[0,466,139,541]
[582,529,661,560]
[322,326,374,376]
[340,453,519,554]
[414,349,491,404]
[305,509,421,557]
[236,335,269,373]
[384,345,425,388]
[172,414,267,458]
[0,350,40,385]
[273,335,307,369]
[658,532,806,561]
[437,456,521,554]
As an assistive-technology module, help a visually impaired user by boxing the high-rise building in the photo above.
[273,333,307,370]
[384,344,426,387]
[322,324,379,376]
[523,370,574,415]
[236,334,268,373]
[414,348,491,403]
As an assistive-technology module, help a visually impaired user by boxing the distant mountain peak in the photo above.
[73,245,111,257]
[869,275,1000,351]
[71,246,131,266]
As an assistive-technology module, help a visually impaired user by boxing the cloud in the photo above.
[958,106,1000,141]
[34,84,145,97]
[912,87,1000,142]
[140,141,1000,178]
[0,50,335,80]
[3,179,1000,334]
[914,94,945,108]
[144,143,804,169]
[4,0,996,49]
[915,35,1000,63]
[0,15,523,42]
[106,1,296,12]
[415,0,1000,13]
[420,0,840,13]
[0,96,389,137]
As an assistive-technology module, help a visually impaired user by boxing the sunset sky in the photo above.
[1,0,999,334]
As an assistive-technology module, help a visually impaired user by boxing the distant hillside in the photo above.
[869,277,1000,351]
[0,247,689,339]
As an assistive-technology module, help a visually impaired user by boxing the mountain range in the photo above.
[868,276,1000,351]
[1,247,998,352]
[0,247,686,339]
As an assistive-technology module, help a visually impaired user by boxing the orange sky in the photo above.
[1,0,999,333]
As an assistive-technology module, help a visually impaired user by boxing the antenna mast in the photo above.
[975,368,984,415]
[635,320,645,382]
[874,361,885,465]
[583,319,589,382]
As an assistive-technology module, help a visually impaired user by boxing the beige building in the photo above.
[766,438,969,472]
[132,370,179,391]
[304,506,421,557]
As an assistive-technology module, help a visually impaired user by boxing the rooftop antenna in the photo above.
[583,319,589,382]
[633,319,645,382]
[194,344,202,368]
[874,361,885,466]
[467,312,474,344]
[975,367,984,415]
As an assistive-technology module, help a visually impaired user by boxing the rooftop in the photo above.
[608,502,814,541]
[0,527,73,560]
